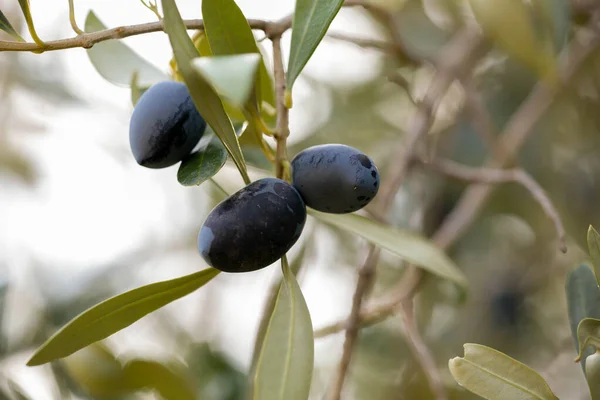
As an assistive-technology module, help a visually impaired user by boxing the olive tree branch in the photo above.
[325,25,487,400]
[315,17,600,347]
[418,157,567,252]
[67,0,84,35]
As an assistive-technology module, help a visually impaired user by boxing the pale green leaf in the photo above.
[287,0,344,92]
[585,350,600,400]
[308,210,468,288]
[0,9,24,41]
[26,268,220,366]
[177,138,228,186]
[449,343,559,400]
[588,225,600,287]
[192,54,261,108]
[161,0,250,183]
[565,264,600,371]
[201,0,271,107]
[469,0,558,82]
[577,318,600,362]
[251,257,314,400]
[85,11,167,87]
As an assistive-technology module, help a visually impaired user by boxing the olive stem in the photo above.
[271,35,290,182]
[67,0,84,35]
[0,0,382,53]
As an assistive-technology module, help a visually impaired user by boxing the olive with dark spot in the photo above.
[291,144,380,214]
[198,178,307,273]
[129,81,207,169]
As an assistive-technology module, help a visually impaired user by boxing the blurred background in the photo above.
[0,0,598,398]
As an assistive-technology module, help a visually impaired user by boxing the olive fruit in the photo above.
[198,178,307,273]
[291,144,380,214]
[129,81,207,169]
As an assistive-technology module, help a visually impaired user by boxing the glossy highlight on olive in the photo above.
[198,178,307,273]
[291,144,380,214]
[129,81,207,169]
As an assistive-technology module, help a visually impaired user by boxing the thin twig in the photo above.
[420,157,567,252]
[324,32,398,54]
[399,299,447,400]
[67,0,84,35]
[272,35,290,181]
[325,25,486,400]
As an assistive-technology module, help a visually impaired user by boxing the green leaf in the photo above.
[17,0,43,46]
[177,138,228,186]
[468,0,558,82]
[0,9,24,41]
[449,343,559,400]
[566,264,600,370]
[122,359,196,400]
[251,257,314,400]
[576,318,600,362]
[84,11,167,87]
[287,0,344,93]
[192,54,261,108]
[588,225,600,287]
[585,350,600,400]
[161,0,250,184]
[308,210,468,288]
[201,0,270,107]
[130,72,150,107]
[26,268,220,366]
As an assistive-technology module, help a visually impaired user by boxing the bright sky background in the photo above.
[0,0,386,398]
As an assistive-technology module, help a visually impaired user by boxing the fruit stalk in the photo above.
[271,35,291,181]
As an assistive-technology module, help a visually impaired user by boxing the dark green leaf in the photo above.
[0,9,24,41]
[26,268,220,366]
[566,264,600,370]
[449,343,559,400]
[178,139,228,186]
[191,54,261,107]
[251,256,314,400]
[287,0,344,93]
[587,225,600,286]
[161,0,250,183]
[201,0,271,107]
[576,318,600,361]
[130,72,150,107]
[308,210,468,288]
[85,11,167,87]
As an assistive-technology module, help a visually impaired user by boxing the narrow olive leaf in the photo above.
[0,10,24,41]
[251,257,314,400]
[308,210,468,288]
[191,54,261,108]
[449,343,559,400]
[161,0,250,184]
[566,264,600,371]
[177,139,228,186]
[576,318,600,362]
[587,225,600,287]
[26,268,220,366]
[130,72,150,107]
[468,0,558,82]
[85,11,167,87]
[17,0,44,46]
[287,0,344,93]
[201,0,271,106]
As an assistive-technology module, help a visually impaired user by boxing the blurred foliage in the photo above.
[2,0,600,399]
